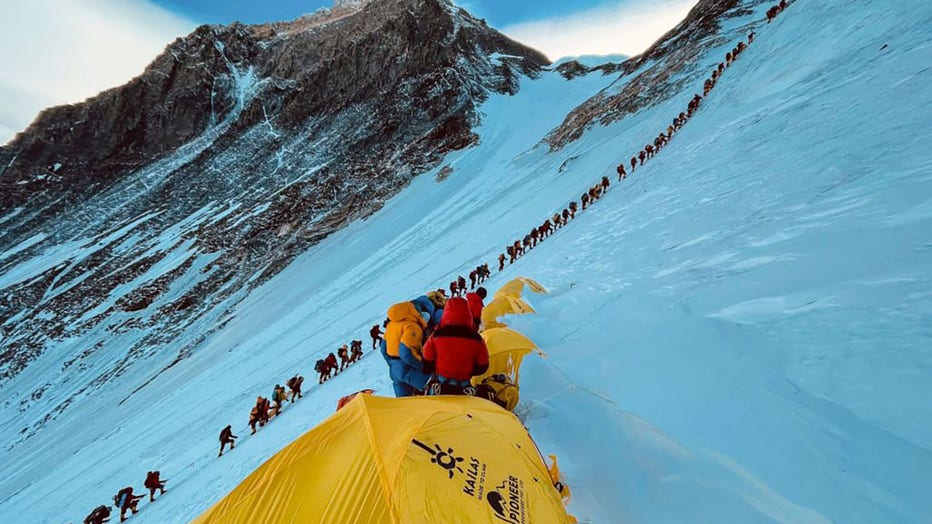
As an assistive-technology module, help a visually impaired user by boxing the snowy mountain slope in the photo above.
[0,0,548,436]
[2,0,932,522]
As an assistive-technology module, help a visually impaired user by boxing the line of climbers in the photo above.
[448,263,492,297]
[243,374,306,437]
[81,471,167,524]
[313,339,366,384]
[494,27,756,273]
[767,0,789,23]
[78,6,791,521]
[378,286,515,408]
[380,287,488,396]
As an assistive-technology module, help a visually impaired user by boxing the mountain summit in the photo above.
[0,0,546,386]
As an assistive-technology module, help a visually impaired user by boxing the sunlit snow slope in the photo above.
[2,0,931,522]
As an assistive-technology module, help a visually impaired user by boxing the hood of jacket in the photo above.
[439,297,474,327]
[388,301,426,327]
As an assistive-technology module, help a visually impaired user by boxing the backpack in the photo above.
[314,359,324,372]
[115,487,131,507]
[474,374,519,412]
[86,505,110,524]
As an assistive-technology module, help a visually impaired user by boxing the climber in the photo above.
[638,150,646,165]
[370,324,383,349]
[84,505,111,524]
[581,192,590,210]
[218,424,237,457]
[630,156,637,172]
[287,375,304,401]
[114,487,144,522]
[601,176,610,191]
[271,384,288,414]
[144,470,167,502]
[421,297,490,396]
[569,201,577,219]
[530,227,540,247]
[325,352,338,378]
[338,345,350,372]
[468,269,477,289]
[465,286,487,330]
[249,396,269,431]
[616,163,627,180]
[498,252,506,270]
[420,291,446,335]
[248,404,261,434]
[314,358,327,383]
[380,300,432,397]
[350,342,363,363]
[589,185,601,201]
[457,275,467,295]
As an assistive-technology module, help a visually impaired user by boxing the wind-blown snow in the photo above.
[2,0,931,522]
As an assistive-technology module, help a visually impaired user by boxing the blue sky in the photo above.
[0,0,697,143]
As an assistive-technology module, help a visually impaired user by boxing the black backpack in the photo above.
[314,359,324,372]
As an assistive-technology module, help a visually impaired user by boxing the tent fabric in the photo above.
[493,277,548,300]
[481,277,545,329]
[336,388,375,411]
[474,327,541,385]
[481,296,536,328]
[193,395,573,524]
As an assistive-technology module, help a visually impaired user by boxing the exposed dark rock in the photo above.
[546,0,764,150]
[0,0,548,390]
[556,60,591,80]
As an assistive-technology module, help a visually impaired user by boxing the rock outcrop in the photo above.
[546,0,764,149]
[0,0,547,401]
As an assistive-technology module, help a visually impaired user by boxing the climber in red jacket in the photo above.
[421,297,489,395]
[465,287,487,330]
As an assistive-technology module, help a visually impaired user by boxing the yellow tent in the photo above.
[493,277,547,300]
[193,395,574,524]
[474,327,541,385]
[481,295,536,328]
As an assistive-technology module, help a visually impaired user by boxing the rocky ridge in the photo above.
[546,0,767,149]
[0,0,547,435]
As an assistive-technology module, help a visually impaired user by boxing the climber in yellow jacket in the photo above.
[380,301,432,396]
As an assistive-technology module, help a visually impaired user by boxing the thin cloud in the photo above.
[501,0,698,61]
[0,0,195,144]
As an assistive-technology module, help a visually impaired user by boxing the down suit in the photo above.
[380,301,432,397]
[422,297,490,384]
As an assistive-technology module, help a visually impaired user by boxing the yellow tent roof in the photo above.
[481,295,535,328]
[193,395,573,524]
[474,327,541,385]
[493,277,547,300]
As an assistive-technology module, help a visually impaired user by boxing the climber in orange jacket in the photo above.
[380,301,432,397]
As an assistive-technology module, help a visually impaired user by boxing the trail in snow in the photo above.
[2,0,932,522]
